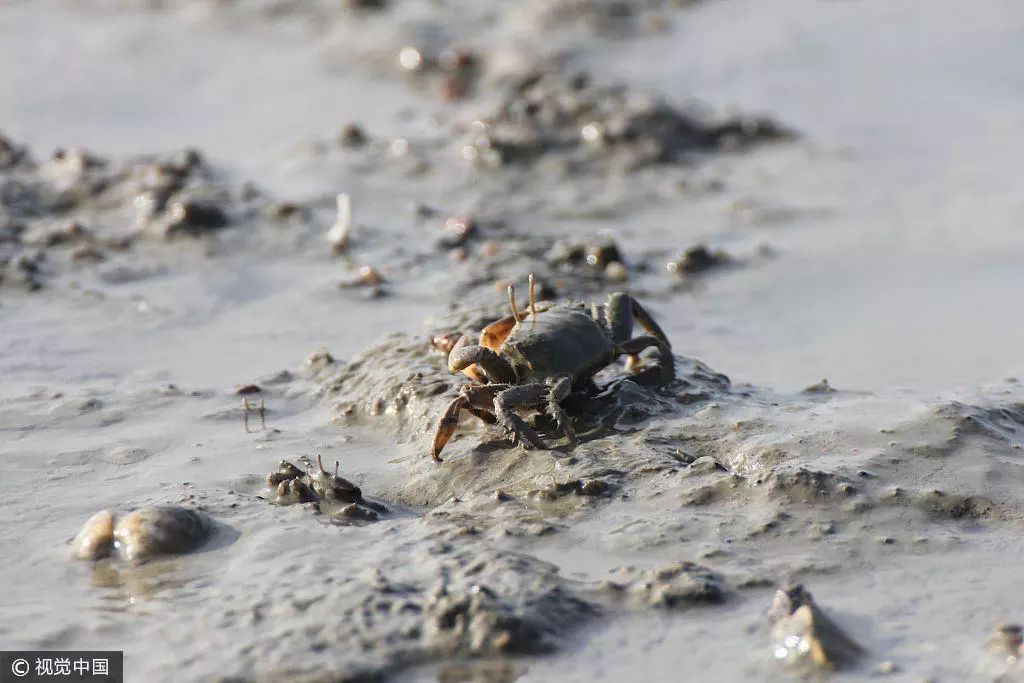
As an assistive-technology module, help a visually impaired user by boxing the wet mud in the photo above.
[2,1,1024,682]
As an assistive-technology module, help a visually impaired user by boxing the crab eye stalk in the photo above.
[528,273,537,323]
[507,284,522,321]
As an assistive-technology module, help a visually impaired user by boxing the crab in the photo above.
[431,275,674,461]
[266,455,386,521]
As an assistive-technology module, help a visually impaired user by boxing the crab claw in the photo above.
[448,336,517,385]
[447,335,473,373]
[431,395,467,462]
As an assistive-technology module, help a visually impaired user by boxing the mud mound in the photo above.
[462,73,791,170]
[157,521,596,682]
[0,133,270,290]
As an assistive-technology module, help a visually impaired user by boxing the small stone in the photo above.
[398,47,423,72]
[803,378,835,394]
[872,661,900,675]
[577,479,609,496]
[69,244,104,262]
[305,349,335,369]
[339,123,368,147]
[267,202,302,220]
[164,199,229,236]
[605,261,628,282]
[667,245,729,276]
[439,216,475,248]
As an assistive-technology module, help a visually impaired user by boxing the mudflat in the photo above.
[2,1,1023,681]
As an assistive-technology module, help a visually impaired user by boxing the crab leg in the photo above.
[546,376,575,445]
[494,384,550,450]
[630,299,671,348]
[616,335,675,382]
[606,293,671,347]
[466,406,498,424]
[449,335,516,384]
[604,293,675,381]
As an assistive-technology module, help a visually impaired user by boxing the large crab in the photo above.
[431,275,674,461]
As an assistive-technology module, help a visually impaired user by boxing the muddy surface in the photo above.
[2,1,1024,682]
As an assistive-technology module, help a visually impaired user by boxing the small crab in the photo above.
[431,275,674,461]
[267,455,386,521]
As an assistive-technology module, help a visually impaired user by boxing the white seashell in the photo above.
[72,506,211,563]
[113,507,211,562]
[326,192,352,252]
[71,509,115,560]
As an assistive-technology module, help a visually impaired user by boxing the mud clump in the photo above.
[0,244,45,290]
[162,197,230,237]
[318,332,455,438]
[533,478,612,500]
[764,468,859,503]
[666,244,731,277]
[71,506,212,563]
[521,0,689,36]
[0,134,30,169]
[547,235,630,283]
[413,545,597,659]
[0,133,265,290]
[602,561,727,609]
[423,566,581,656]
[168,525,596,682]
[916,490,995,520]
[802,377,836,394]
[461,72,791,170]
[680,472,744,506]
[980,624,1024,680]
[398,44,482,101]
[947,401,1024,446]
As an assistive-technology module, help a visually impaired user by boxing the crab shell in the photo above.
[463,303,615,386]
[432,288,673,461]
